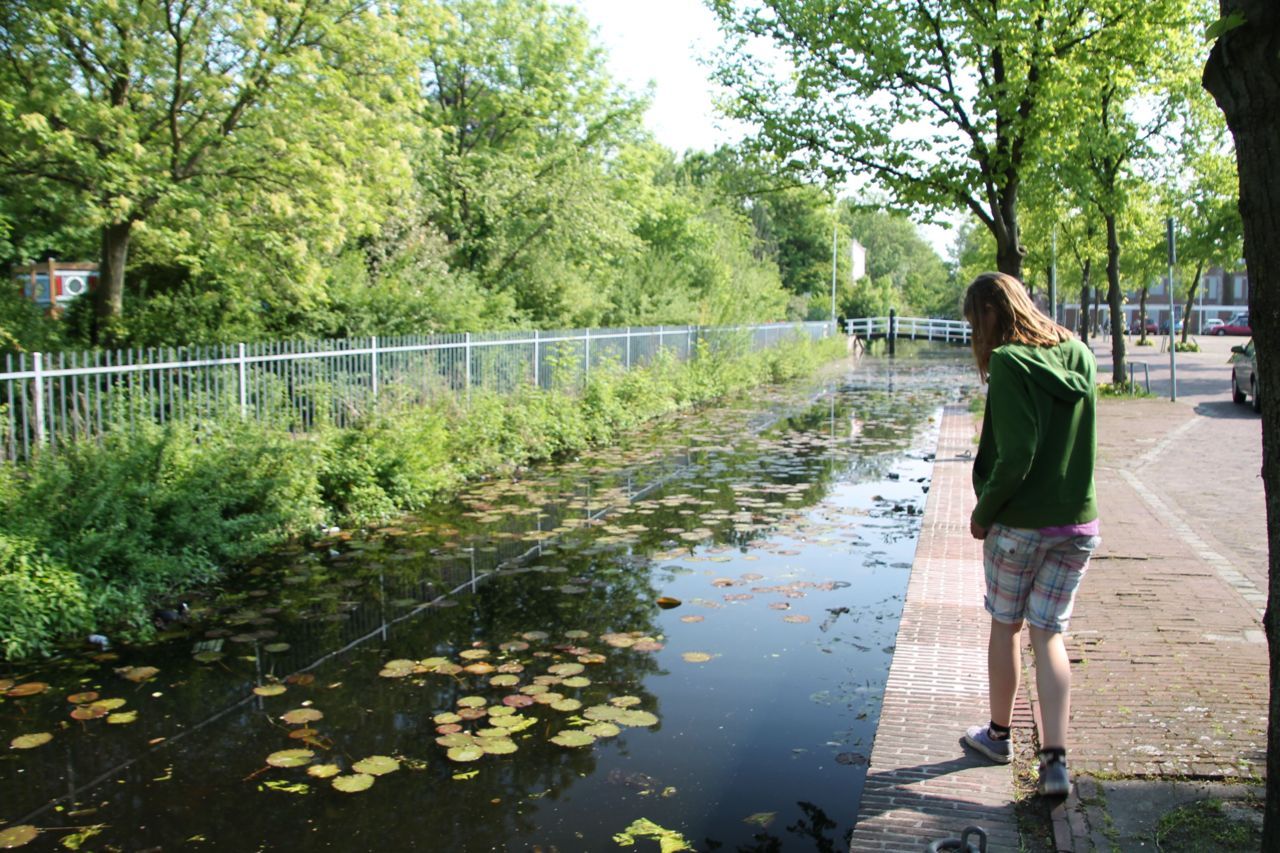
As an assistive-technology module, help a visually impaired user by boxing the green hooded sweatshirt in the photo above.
[971,338,1098,530]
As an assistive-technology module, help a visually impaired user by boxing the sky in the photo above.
[569,0,958,260]
[570,0,745,154]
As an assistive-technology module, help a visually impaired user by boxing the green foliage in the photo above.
[1173,340,1200,352]
[0,532,91,659]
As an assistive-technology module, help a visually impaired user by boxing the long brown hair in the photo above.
[963,272,1074,380]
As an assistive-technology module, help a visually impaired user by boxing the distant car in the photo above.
[1131,319,1157,335]
[1203,318,1225,333]
[1231,339,1260,413]
[1215,312,1251,336]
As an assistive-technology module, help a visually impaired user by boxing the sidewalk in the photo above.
[851,334,1267,851]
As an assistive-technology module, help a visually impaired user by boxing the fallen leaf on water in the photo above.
[9,733,52,750]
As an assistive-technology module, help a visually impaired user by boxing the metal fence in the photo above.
[846,316,971,343]
[0,322,833,461]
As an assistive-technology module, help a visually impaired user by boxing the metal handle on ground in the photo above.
[925,825,988,852]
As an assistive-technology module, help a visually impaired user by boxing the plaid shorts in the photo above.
[983,523,1100,632]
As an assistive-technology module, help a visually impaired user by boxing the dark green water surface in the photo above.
[0,344,977,852]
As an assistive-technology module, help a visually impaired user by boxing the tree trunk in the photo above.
[1079,258,1092,343]
[992,187,1025,279]
[1204,3,1280,847]
[1181,260,1204,345]
[1105,213,1127,385]
[93,220,133,345]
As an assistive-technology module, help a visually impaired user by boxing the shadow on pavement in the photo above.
[1194,399,1261,420]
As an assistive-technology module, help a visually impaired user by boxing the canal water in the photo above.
[0,343,977,852]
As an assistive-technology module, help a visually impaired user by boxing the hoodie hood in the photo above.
[994,340,1095,402]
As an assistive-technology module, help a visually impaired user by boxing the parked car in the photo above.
[1130,318,1157,334]
[1231,339,1260,413]
[1215,312,1251,336]
[1203,318,1225,333]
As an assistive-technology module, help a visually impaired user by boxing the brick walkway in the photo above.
[851,335,1268,852]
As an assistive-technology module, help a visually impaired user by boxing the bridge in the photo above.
[845,316,971,344]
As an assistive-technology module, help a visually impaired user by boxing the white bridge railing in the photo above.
[845,316,971,344]
[0,321,834,461]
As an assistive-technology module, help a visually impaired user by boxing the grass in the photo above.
[1153,797,1262,851]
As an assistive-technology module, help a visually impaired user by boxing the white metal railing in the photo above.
[845,316,971,343]
[0,322,834,461]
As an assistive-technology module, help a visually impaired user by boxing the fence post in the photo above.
[533,330,540,388]
[370,335,379,402]
[237,342,248,419]
[583,327,591,383]
[625,327,631,369]
[687,325,693,360]
[32,352,45,447]
[464,332,472,397]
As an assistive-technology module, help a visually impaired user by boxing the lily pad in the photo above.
[456,696,487,709]
[281,708,324,725]
[106,711,139,725]
[584,722,621,738]
[550,698,582,712]
[0,825,38,848]
[266,749,315,768]
[549,730,596,748]
[193,651,225,663]
[332,773,375,793]
[118,666,159,683]
[583,705,623,722]
[488,674,520,688]
[548,662,584,677]
[307,764,341,779]
[5,682,48,698]
[432,712,462,725]
[743,811,777,828]
[66,691,99,704]
[680,615,704,623]
[458,649,491,660]
[89,698,126,712]
[609,696,642,708]
[502,694,535,708]
[446,745,484,762]
[70,705,108,721]
[9,733,53,749]
[480,738,518,755]
[681,652,712,663]
[253,684,287,697]
[352,756,399,776]
[564,629,590,639]
[263,643,291,653]
[561,676,591,689]
[615,709,659,728]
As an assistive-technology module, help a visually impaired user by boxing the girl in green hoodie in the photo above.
[959,272,1101,798]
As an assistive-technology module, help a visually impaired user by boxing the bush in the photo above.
[0,535,90,659]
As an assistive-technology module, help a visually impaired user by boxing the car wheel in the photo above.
[1215,328,1225,336]
[1233,374,1247,404]
[1253,377,1261,414]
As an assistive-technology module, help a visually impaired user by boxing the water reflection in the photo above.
[0,342,978,851]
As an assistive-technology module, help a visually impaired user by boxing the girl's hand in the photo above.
[970,519,988,540]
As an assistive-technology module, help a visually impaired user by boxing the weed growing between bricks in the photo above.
[1011,718,1058,853]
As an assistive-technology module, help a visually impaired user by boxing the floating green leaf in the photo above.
[615,710,659,728]
[261,780,310,795]
[9,733,52,750]
[332,773,375,793]
[584,723,621,738]
[612,817,692,852]
[193,651,224,663]
[263,643,291,654]
[307,764,341,779]
[266,749,315,768]
[66,692,99,704]
[549,730,595,748]
[480,738,518,755]
[281,708,323,725]
[253,684,287,697]
[743,812,776,828]
[446,746,484,762]
[550,698,582,712]
[106,711,138,725]
[681,652,712,663]
[488,674,520,688]
[561,676,591,689]
[352,756,399,776]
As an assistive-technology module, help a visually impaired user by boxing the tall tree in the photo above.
[0,0,416,342]
[709,0,1146,280]
[1203,2,1280,847]
[418,0,644,326]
